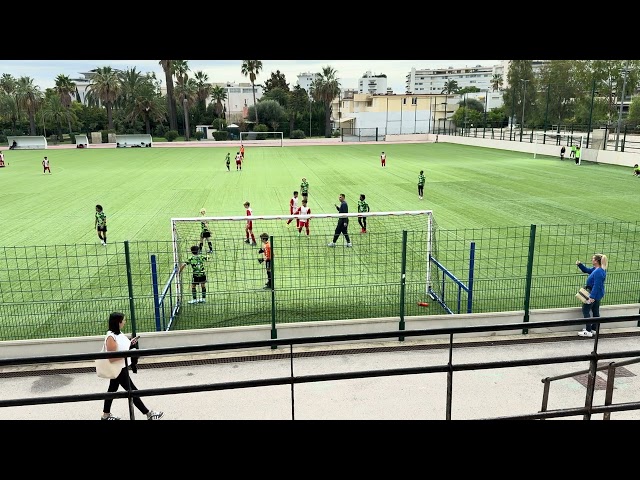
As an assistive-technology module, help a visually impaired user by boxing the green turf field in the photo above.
[1,142,638,340]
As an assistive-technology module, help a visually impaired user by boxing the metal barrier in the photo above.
[1,315,638,420]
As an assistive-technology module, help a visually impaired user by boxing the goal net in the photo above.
[239,131,283,146]
[169,210,436,328]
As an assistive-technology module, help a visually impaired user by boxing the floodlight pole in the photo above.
[520,79,529,142]
[309,96,312,138]
[614,60,630,152]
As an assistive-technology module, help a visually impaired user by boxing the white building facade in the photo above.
[405,64,497,94]
[296,72,319,96]
[358,71,389,95]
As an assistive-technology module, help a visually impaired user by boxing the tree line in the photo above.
[0,60,344,141]
[1,60,638,141]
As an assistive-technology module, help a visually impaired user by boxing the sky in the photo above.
[0,60,501,94]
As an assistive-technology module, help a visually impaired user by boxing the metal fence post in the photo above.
[399,230,407,341]
[522,224,537,333]
[124,241,137,335]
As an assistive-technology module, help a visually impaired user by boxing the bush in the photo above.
[194,131,204,141]
[212,131,229,141]
[164,130,179,142]
[290,130,306,139]
[332,129,341,138]
[254,124,269,140]
[154,125,168,137]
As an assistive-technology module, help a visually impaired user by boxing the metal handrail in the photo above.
[541,355,640,420]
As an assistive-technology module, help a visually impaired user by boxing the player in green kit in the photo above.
[300,177,309,202]
[225,152,231,171]
[418,170,425,199]
[357,194,370,234]
[179,245,208,304]
[95,204,107,246]
[199,208,213,254]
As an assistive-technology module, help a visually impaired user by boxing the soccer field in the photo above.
[2,142,638,244]
[1,142,638,340]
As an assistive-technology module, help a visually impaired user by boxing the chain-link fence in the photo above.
[1,221,639,341]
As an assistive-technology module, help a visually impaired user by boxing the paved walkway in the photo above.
[0,331,638,420]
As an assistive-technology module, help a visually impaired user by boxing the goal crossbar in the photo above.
[171,210,434,223]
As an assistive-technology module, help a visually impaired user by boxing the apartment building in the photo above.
[406,64,497,94]
[358,71,390,95]
[297,72,319,96]
[332,92,455,135]
[216,82,263,123]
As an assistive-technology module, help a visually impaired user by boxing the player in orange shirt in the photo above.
[240,144,245,160]
[243,201,257,246]
[257,232,272,289]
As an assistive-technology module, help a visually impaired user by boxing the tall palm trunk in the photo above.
[251,83,258,124]
[28,110,37,135]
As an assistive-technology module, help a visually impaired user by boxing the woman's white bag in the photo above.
[95,336,121,379]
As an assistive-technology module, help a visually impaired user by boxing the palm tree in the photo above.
[124,80,167,135]
[491,74,503,92]
[210,85,227,120]
[241,60,263,124]
[172,60,191,137]
[40,94,73,141]
[159,60,178,131]
[442,80,459,95]
[173,60,190,88]
[174,78,198,140]
[0,73,17,95]
[54,74,76,135]
[193,71,212,111]
[87,66,121,130]
[0,74,20,133]
[440,80,459,132]
[15,76,43,135]
[117,67,146,107]
[310,65,340,138]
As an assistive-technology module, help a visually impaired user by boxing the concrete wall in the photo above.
[437,134,640,168]
[2,303,638,360]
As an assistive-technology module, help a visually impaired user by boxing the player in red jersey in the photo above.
[243,201,257,246]
[296,199,311,235]
[285,191,299,228]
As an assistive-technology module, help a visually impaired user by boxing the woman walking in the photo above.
[100,312,164,420]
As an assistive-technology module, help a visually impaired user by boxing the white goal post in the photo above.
[239,131,283,146]
[169,210,435,307]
